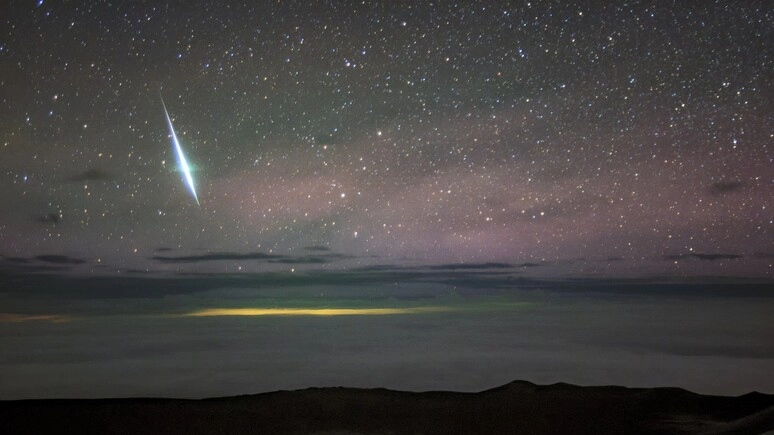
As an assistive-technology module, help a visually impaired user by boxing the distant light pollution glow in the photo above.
[183,306,454,317]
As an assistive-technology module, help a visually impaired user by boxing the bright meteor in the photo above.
[160,95,200,205]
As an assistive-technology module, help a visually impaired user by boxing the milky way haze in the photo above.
[1,1,771,277]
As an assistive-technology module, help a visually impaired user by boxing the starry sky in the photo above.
[1,0,770,277]
[0,1,773,399]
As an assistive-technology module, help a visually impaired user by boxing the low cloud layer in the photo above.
[2,279,772,399]
[1,259,771,304]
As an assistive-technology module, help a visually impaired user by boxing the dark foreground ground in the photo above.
[2,381,773,435]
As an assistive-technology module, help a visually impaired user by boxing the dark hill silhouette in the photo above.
[2,381,773,435]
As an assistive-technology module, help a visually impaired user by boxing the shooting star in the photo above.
[160,94,199,205]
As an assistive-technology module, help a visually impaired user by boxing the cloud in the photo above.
[269,257,328,264]
[514,262,543,268]
[691,253,742,261]
[151,252,286,263]
[34,213,61,224]
[354,264,402,272]
[0,257,67,273]
[664,253,743,261]
[34,255,86,265]
[358,262,526,272]
[0,313,73,323]
[151,251,350,265]
[426,262,513,270]
[1,257,771,304]
[2,257,30,264]
[68,168,113,182]
[708,181,745,195]
[0,267,622,301]
[182,307,453,317]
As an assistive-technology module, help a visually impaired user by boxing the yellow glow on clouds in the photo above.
[0,313,73,323]
[183,307,453,317]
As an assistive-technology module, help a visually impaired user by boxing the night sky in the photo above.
[1,1,772,399]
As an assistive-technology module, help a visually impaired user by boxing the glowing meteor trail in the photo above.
[160,95,199,205]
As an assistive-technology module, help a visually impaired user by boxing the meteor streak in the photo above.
[160,94,199,205]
